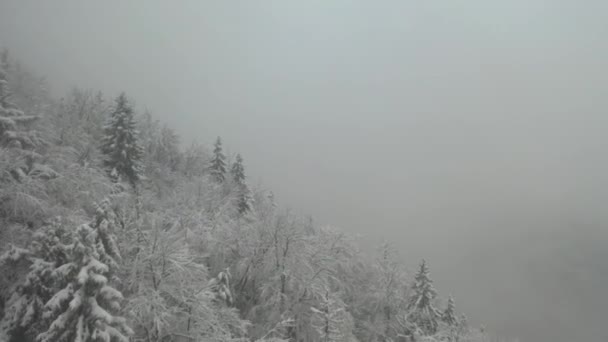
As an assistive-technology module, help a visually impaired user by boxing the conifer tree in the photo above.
[0,48,10,110]
[209,136,227,182]
[1,48,8,73]
[0,48,43,152]
[230,153,254,215]
[231,153,245,185]
[443,294,457,326]
[38,208,131,342]
[407,259,441,335]
[0,202,124,342]
[236,184,255,215]
[100,93,143,186]
[0,220,71,342]
[90,200,122,272]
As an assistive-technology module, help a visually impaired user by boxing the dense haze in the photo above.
[2,1,608,341]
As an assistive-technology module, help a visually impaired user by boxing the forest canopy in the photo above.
[0,50,510,342]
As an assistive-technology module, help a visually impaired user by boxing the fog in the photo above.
[2,1,608,341]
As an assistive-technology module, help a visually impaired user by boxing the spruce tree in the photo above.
[407,259,441,335]
[0,48,43,152]
[0,203,124,342]
[231,153,245,184]
[443,294,457,326]
[236,184,254,215]
[0,220,71,342]
[209,136,226,182]
[38,205,131,342]
[0,48,10,111]
[230,153,254,215]
[100,93,143,186]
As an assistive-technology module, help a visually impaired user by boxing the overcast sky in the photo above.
[2,1,608,341]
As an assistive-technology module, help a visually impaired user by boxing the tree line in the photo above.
[0,49,507,342]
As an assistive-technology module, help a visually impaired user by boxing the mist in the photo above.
[2,1,607,341]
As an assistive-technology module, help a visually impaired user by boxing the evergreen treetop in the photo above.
[100,92,143,186]
[443,294,458,326]
[236,183,255,216]
[231,153,246,185]
[231,153,254,215]
[38,222,132,342]
[407,259,441,335]
[210,136,227,182]
[408,259,437,310]
[0,221,71,342]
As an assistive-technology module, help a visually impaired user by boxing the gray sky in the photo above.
[2,1,608,341]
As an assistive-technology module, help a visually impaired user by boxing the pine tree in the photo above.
[443,294,457,326]
[236,184,254,215]
[91,200,122,272]
[0,48,11,111]
[0,221,71,342]
[1,48,8,73]
[100,92,143,186]
[0,48,44,153]
[0,208,123,342]
[407,259,441,335]
[1,249,51,342]
[38,213,131,342]
[231,153,245,185]
[230,153,254,215]
[209,136,226,182]
[0,48,10,110]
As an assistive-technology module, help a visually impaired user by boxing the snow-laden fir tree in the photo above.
[442,294,457,326]
[38,214,131,342]
[0,48,10,110]
[0,220,71,342]
[0,48,11,112]
[230,153,254,215]
[441,295,461,342]
[0,48,8,73]
[100,92,143,186]
[209,136,227,182]
[236,184,255,215]
[90,200,122,272]
[407,259,441,335]
[0,48,44,154]
[0,204,124,342]
[231,153,245,185]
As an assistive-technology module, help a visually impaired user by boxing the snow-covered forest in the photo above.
[0,49,512,342]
